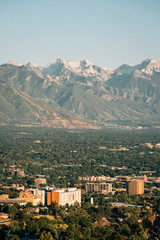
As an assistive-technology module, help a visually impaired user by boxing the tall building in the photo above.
[128,179,144,195]
[47,188,81,206]
[86,182,112,193]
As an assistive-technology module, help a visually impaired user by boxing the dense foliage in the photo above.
[0,126,160,188]
[0,192,160,239]
[0,126,160,239]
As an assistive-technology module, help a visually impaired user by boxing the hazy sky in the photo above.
[1,0,160,68]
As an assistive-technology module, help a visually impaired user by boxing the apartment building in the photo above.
[128,179,144,195]
[0,187,81,207]
[47,188,81,206]
[29,189,45,206]
[86,182,112,193]
[78,176,115,182]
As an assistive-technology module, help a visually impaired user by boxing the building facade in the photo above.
[128,179,144,195]
[0,188,81,207]
[19,190,45,206]
[29,189,45,206]
[47,188,81,206]
[86,182,112,193]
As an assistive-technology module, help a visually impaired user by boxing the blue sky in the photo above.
[0,0,160,68]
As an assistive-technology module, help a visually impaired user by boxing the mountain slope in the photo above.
[0,83,95,128]
[107,59,160,106]
[0,58,160,127]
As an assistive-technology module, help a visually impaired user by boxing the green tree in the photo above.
[127,214,138,228]
[26,202,33,208]
[26,220,40,234]
[92,226,110,240]
[82,227,92,240]
[63,224,82,240]
[15,208,29,222]
[9,221,22,234]
[49,202,59,215]
[8,206,18,219]
[38,231,54,240]
[119,223,131,237]
[43,224,59,240]
[9,235,20,240]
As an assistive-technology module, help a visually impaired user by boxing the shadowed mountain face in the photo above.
[0,58,160,128]
[0,82,95,128]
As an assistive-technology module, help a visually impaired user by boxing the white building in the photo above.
[47,187,81,206]
[29,189,45,206]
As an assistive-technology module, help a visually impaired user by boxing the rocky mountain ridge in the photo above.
[0,58,160,128]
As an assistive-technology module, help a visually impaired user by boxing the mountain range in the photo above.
[0,58,160,128]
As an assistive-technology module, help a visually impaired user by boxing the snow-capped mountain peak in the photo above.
[115,64,137,74]
[115,59,160,76]
[26,62,42,68]
[80,60,94,67]
[43,59,114,79]
[139,59,160,75]
[25,62,43,77]
[8,60,22,66]
[46,58,65,67]
[129,59,160,79]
